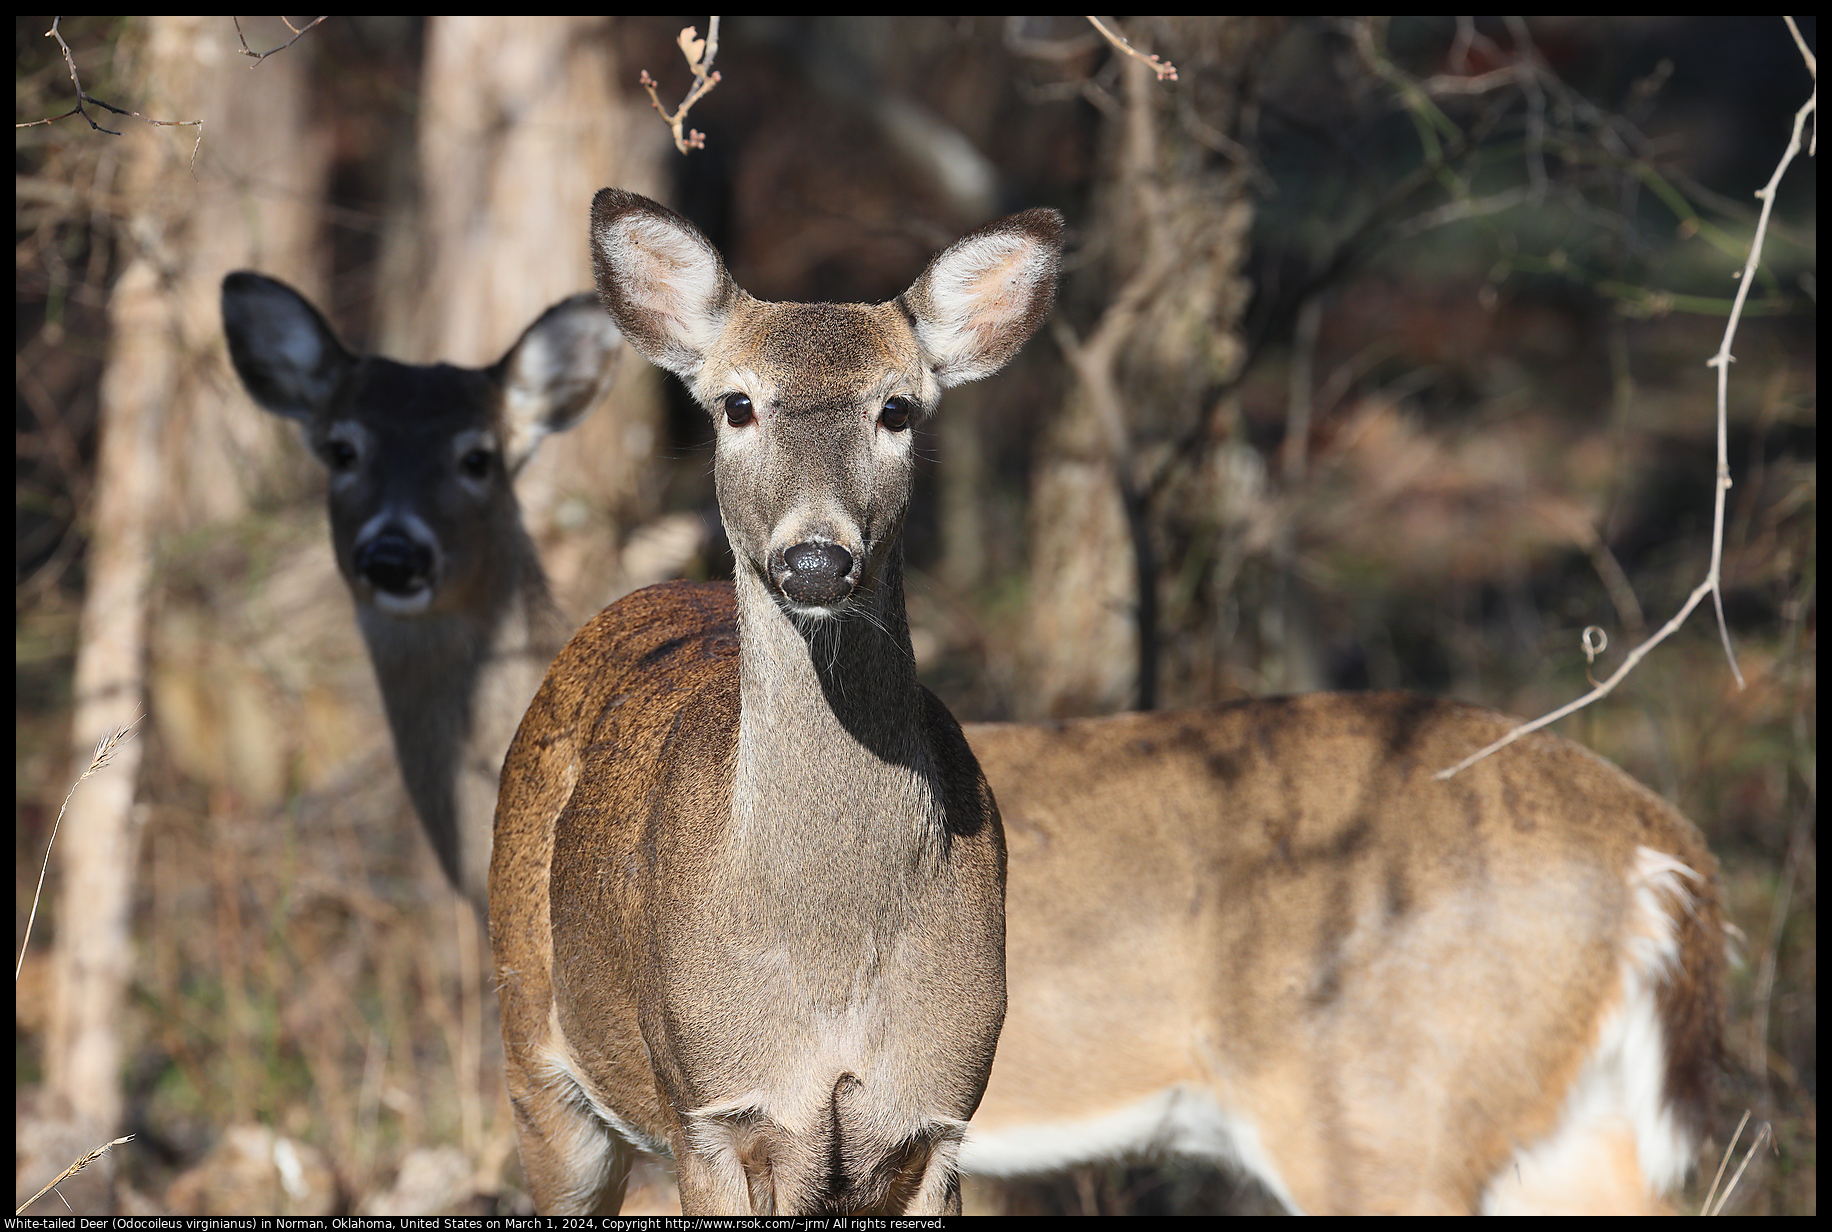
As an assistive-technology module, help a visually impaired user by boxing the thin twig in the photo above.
[234,15,327,65]
[1702,1109,1752,1217]
[1782,15,1816,96]
[1437,25,1813,777]
[17,19,205,173]
[1701,1111,1773,1216]
[17,718,141,982]
[16,1135,134,1215]
[1086,16,1178,82]
[641,19,723,154]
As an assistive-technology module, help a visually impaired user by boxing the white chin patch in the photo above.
[775,593,846,622]
[370,587,435,616]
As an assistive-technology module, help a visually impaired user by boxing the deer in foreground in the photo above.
[221,271,622,910]
[488,190,1062,1215]
[224,232,1724,1214]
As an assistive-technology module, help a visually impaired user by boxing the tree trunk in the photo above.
[395,16,673,613]
[1021,18,1262,718]
[47,14,325,1149]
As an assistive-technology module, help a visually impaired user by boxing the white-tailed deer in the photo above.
[488,191,1062,1214]
[532,584,1725,1214]
[961,699,1725,1214]
[221,272,622,909]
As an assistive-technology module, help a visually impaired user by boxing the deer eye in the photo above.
[324,438,359,471]
[459,446,494,478]
[723,393,755,427]
[879,396,913,432]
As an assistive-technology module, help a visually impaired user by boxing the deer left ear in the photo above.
[496,293,623,473]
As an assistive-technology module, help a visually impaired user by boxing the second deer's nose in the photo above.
[356,531,435,597]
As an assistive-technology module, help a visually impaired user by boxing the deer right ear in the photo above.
[221,271,356,423]
[590,189,739,382]
[901,208,1064,389]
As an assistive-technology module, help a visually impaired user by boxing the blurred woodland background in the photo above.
[16,15,1815,1215]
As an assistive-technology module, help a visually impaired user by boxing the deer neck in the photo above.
[728,544,944,882]
[354,522,563,897]
[356,523,563,716]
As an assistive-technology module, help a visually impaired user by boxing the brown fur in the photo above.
[965,695,1724,1213]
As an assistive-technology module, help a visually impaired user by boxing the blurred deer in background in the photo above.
[221,271,622,909]
[960,697,1725,1215]
[487,190,1062,1214]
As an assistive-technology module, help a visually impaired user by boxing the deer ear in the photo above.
[900,208,1064,388]
[221,271,357,422]
[495,293,623,473]
[590,188,741,381]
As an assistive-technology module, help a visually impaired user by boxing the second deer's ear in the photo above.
[222,270,358,423]
[496,293,623,473]
[590,188,741,382]
[900,208,1064,389]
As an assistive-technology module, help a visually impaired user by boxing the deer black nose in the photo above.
[779,541,856,606]
[356,531,435,596]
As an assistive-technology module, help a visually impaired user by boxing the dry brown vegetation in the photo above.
[17,16,1814,1215]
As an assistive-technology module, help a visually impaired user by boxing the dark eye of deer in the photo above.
[879,397,912,432]
[724,393,755,427]
[325,439,358,470]
[460,448,493,478]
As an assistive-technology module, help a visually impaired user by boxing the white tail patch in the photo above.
[1483,845,1707,1214]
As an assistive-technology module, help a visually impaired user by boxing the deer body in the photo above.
[221,272,622,908]
[224,224,1723,1215]
[490,191,1062,1214]
[963,697,1724,1215]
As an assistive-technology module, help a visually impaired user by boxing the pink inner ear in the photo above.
[599,216,730,376]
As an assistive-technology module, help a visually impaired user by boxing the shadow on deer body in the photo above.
[222,272,622,909]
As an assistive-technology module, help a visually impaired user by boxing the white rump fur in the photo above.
[1482,845,1707,1214]
[967,843,1712,1216]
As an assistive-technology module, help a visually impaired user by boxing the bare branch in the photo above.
[640,18,724,154]
[1782,15,1816,94]
[1436,21,1813,778]
[16,18,205,172]
[234,15,327,65]
[1086,16,1178,83]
